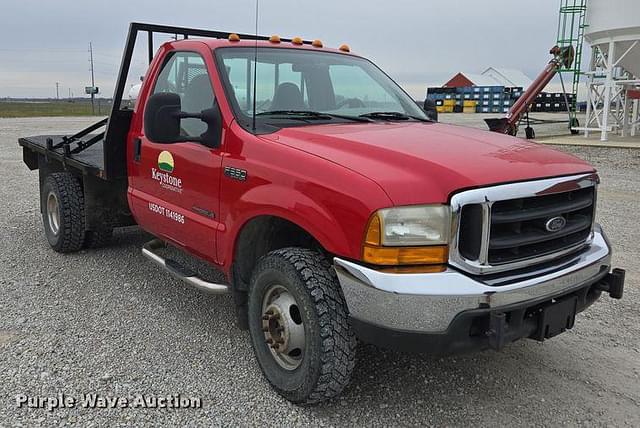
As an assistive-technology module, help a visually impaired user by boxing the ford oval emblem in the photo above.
[545,216,567,232]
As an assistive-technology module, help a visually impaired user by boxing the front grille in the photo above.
[488,187,594,264]
[450,174,598,275]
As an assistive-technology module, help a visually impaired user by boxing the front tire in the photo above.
[41,173,85,253]
[248,248,356,404]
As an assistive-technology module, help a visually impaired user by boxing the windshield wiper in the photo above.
[359,111,430,122]
[256,110,372,122]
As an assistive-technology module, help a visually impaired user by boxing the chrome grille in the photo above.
[450,174,598,275]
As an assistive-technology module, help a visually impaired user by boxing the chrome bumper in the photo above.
[334,225,611,333]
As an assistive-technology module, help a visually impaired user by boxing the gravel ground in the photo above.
[1,117,638,426]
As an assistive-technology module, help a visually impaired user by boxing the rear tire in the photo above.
[248,247,356,404]
[41,173,85,253]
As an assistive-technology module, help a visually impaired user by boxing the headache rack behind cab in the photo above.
[449,173,598,275]
[103,22,292,180]
[35,22,313,181]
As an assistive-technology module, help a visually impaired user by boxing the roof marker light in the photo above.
[291,37,304,45]
[269,34,281,43]
[339,44,350,52]
[228,33,241,42]
[312,39,323,48]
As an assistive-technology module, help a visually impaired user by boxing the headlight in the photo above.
[362,205,451,265]
[378,205,450,246]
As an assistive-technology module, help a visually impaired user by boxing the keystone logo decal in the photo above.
[158,151,175,173]
[152,151,182,193]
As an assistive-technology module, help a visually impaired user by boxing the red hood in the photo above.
[260,122,595,205]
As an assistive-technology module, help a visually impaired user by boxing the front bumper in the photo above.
[334,225,624,354]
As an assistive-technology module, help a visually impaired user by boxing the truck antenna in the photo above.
[251,0,259,132]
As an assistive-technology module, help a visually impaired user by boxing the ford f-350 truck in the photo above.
[19,23,625,404]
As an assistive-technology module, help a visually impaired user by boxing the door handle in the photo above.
[133,138,142,162]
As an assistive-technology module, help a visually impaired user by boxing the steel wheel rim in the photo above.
[46,192,60,235]
[261,284,305,371]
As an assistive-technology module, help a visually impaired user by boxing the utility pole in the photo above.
[55,82,59,100]
[89,42,96,114]
[68,88,72,99]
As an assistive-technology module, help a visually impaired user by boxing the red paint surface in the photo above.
[125,39,596,278]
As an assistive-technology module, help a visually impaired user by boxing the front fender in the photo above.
[219,183,365,268]
[217,122,393,273]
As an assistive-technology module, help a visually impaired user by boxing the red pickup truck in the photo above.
[19,23,624,404]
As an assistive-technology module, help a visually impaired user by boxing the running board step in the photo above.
[142,239,230,294]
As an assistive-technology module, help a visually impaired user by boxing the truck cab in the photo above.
[19,23,625,405]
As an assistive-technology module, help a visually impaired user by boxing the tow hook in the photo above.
[596,268,625,299]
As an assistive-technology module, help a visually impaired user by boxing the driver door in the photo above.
[129,50,224,262]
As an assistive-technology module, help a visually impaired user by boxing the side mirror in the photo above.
[423,98,438,122]
[143,92,222,148]
[144,92,182,143]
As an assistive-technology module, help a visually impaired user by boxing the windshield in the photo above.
[214,47,427,130]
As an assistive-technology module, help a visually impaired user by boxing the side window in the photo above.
[152,52,215,137]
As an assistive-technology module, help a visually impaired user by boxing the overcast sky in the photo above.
[0,0,572,99]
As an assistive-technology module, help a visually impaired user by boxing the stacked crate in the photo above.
[530,92,575,112]
[427,86,531,114]
[463,100,477,113]
[430,87,457,113]
[472,86,524,113]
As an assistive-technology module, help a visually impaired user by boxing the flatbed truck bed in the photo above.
[19,134,105,176]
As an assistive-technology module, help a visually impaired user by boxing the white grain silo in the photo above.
[582,0,640,141]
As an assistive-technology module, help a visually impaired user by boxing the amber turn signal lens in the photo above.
[364,214,382,246]
[362,245,448,266]
[228,33,241,42]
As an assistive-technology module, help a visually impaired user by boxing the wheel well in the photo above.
[232,216,324,291]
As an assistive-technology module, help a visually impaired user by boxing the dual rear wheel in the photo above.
[41,172,112,253]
